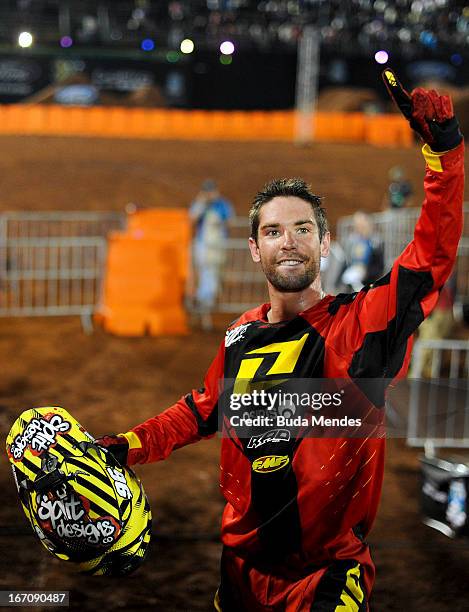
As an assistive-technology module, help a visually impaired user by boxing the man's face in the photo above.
[248,196,330,292]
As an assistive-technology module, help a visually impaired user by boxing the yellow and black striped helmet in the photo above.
[6,406,152,576]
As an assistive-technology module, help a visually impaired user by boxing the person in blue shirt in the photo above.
[341,211,383,292]
[189,179,234,327]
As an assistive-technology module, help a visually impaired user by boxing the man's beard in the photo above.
[260,256,320,292]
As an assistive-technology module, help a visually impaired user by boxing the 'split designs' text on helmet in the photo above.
[6,406,151,576]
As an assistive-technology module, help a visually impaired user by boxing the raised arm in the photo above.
[378,69,464,331]
[333,71,464,381]
[396,142,464,300]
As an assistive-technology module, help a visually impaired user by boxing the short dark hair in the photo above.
[249,178,328,242]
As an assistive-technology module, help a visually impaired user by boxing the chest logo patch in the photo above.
[247,429,291,449]
[252,455,290,474]
[225,323,251,348]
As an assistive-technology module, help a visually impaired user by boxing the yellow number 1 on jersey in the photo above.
[233,333,309,395]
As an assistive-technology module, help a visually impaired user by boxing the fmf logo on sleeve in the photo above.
[252,455,290,474]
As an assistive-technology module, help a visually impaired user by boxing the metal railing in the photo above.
[0,212,125,330]
[215,217,267,313]
[407,339,469,454]
[336,205,469,302]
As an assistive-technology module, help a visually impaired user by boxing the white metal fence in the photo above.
[0,212,124,329]
[336,205,469,302]
[216,217,267,312]
[3,210,468,329]
[407,339,469,453]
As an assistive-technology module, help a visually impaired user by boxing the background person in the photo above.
[189,179,234,328]
[411,274,457,378]
[384,165,413,210]
[340,211,384,291]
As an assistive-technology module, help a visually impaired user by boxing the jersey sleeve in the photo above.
[122,340,225,465]
[338,142,464,380]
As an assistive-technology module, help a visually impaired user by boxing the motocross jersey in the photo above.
[125,143,464,603]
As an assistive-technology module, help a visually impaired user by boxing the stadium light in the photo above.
[180,39,195,54]
[141,38,155,51]
[18,31,33,48]
[220,41,235,55]
[166,51,179,63]
[374,50,389,64]
[60,36,73,48]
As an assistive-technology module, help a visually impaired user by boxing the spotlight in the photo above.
[60,36,73,48]
[180,39,195,54]
[220,41,235,55]
[141,38,155,51]
[166,51,179,63]
[374,50,389,64]
[18,31,33,48]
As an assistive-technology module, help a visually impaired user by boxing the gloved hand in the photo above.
[94,434,129,466]
[382,68,463,152]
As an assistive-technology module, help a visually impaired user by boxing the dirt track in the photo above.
[0,135,468,611]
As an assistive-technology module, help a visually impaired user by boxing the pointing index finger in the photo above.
[382,68,413,119]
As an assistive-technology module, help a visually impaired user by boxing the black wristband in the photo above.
[428,116,463,152]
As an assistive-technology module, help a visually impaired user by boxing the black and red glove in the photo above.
[382,68,463,152]
[94,434,130,466]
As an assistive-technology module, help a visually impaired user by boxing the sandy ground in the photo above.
[0,135,436,226]
[0,135,468,611]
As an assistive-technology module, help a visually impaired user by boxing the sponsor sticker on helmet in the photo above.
[8,413,71,461]
[106,467,132,500]
[35,483,121,547]
[252,455,290,474]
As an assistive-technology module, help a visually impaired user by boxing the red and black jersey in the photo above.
[126,143,464,602]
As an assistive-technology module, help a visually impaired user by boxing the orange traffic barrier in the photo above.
[96,208,191,336]
[127,208,191,281]
[0,105,413,146]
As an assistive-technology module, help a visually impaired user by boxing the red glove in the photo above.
[94,434,130,466]
[382,68,463,152]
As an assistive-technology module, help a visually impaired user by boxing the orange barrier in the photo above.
[96,208,190,336]
[365,114,413,147]
[0,104,412,146]
[126,208,191,282]
[314,112,367,142]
